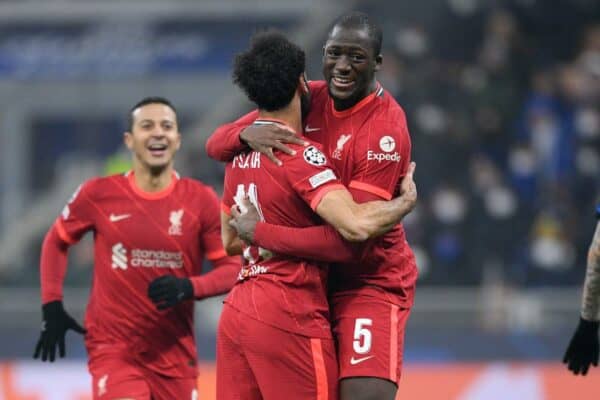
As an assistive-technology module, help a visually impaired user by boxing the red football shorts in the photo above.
[217,303,338,400]
[331,294,411,384]
[88,351,198,400]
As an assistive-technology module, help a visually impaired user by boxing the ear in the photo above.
[374,54,383,72]
[299,73,309,94]
[124,131,134,150]
[174,131,182,151]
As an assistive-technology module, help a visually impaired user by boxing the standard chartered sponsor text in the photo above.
[131,248,183,269]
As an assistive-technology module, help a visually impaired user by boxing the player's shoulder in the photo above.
[78,174,127,198]
[373,90,407,127]
[279,139,330,169]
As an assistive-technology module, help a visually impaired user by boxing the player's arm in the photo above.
[563,215,600,375]
[315,162,416,241]
[205,110,257,161]
[232,162,416,261]
[230,201,369,263]
[35,183,93,362]
[206,113,307,165]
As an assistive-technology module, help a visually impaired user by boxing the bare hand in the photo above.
[240,123,308,166]
[399,162,417,213]
[229,197,261,243]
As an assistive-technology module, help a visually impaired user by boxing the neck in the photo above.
[333,79,378,111]
[258,98,303,133]
[132,162,173,192]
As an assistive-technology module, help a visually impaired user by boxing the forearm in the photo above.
[40,226,70,304]
[190,256,240,299]
[356,196,413,238]
[581,222,600,321]
[253,222,367,263]
[205,111,258,161]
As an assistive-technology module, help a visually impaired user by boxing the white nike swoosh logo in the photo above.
[305,126,320,132]
[350,355,374,365]
[109,213,131,222]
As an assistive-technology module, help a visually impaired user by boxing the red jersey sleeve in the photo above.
[199,186,228,261]
[221,164,236,216]
[285,144,345,210]
[349,112,411,200]
[205,110,258,161]
[55,180,97,244]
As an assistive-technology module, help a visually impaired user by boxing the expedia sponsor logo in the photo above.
[367,150,401,163]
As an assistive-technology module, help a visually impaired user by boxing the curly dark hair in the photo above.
[233,30,305,111]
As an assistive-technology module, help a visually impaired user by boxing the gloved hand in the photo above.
[148,275,194,310]
[33,301,86,362]
[563,317,599,375]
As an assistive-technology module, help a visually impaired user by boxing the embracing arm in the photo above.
[244,163,416,261]
[206,111,307,165]
[205,111,257,162]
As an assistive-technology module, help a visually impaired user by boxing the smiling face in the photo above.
[323,25,382,111]
[124,103,181,174]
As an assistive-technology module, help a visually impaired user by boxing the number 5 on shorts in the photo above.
[353,318,373,354]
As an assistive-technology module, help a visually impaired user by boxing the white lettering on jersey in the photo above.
[367,150,401,163]
[303,146,327,166]
[237,264,269,280]
[233,152,261,169]
[332,134,352,160]
[111,243,128,270]
[309,169,337,188]
[168,209,184,236]
[111,243,184,270]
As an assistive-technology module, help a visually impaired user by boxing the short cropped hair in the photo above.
[330,11,383,55]
[128,97,177,131]
[233,30,305,111]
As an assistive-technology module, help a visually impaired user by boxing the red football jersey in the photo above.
[303,81,418,307]
[222,120,345,338]
[53,171,225,378]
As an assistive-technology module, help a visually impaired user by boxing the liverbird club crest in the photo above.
[168,209,184,236]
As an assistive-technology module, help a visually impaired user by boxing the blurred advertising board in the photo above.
[0,361,597,399]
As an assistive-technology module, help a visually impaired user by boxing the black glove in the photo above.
[33,301,86,362]
[563,317,599,375]
[147,275,194,310]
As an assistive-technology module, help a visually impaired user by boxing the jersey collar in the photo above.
[330,82,383,118]
[126,170,179,200]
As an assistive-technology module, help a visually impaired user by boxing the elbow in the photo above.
[338,224,371,242]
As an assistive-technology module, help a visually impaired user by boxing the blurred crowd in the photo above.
[363,0,600,286]
[4,1,599,290]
